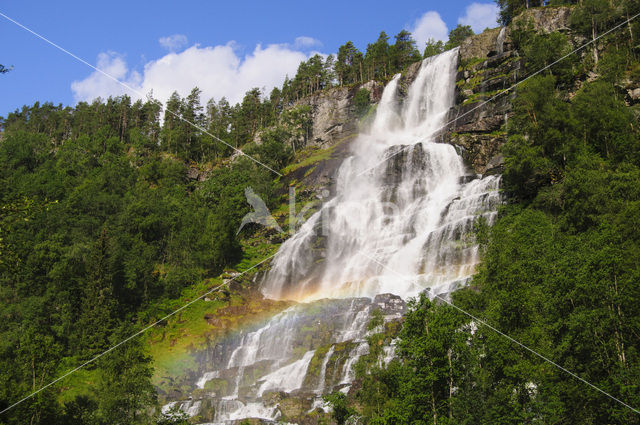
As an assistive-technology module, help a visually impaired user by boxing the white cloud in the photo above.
[294,36,322,49]
[71,52,142,102]
[458,2,500,33]
[71,41,312,106]
[158,34,188,52]
[410,11,449,49]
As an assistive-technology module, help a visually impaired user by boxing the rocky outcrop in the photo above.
[360,80,384,103]
[398,61,423,97]
[444,6,573,175]
[294,87,357,148]
[444,47,520,174]
[511,6,571,34]
[459,27,505,62]
[629,87,640,103]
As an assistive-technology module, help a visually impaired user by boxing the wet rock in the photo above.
[373,293,406,317]
[398,61,423,97]
[443,34,521,174]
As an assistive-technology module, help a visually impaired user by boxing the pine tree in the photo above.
[336,41,363,85]
[77,228,117,361]
[445,25,474,50]
[390,30,421,72]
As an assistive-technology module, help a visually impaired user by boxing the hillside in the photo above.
[1,1,640,424]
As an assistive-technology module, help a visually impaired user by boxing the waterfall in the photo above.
[496,27,507,55]
[168,49,502,423]
[316,346,335,393]
[262,48,500,302]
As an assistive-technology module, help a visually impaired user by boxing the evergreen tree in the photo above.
[77,228,117,361]
[336,41,363,85]
[423,38,445,58]
[445,24,474,49]
[161,91,183,154]
[364,31,391,80]
[181,87,204,160]
[390,30,421,71]
[94,334,156,425]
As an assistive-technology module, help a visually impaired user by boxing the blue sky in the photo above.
[0,0,499,117]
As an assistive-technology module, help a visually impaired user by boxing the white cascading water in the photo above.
[262,48,500,302]
[168,49,502,424]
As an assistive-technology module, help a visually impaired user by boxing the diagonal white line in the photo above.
[357,11,640,178]
[357,249,640,416]
[0,11,283,177]
[0,252,277,416]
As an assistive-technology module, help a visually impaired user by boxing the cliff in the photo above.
[445,6,573,174]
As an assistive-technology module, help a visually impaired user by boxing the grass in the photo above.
[57,366,100,405]
[147,295,227,388]
[144,221,292,394]
[282,144,338,175]
[462,89,505,106]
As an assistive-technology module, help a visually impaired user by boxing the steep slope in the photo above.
[157,44,505,424]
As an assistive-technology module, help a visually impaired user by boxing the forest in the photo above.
[0,12,464,425]
[1,0,639,424]
[329,0,640,424]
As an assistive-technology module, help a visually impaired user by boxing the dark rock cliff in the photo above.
[443,6,572,175]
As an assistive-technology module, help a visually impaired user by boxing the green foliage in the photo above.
[445,25,474,50]
[521,32,577,86]
[504,72,639,201]
[0,88,277,423]
[351,11,640,424]
[93,334,156,425]
[423,38,445,58]
[323,391,355,425]
[247,126,294,171]
[364,32,392,80]
[336,41,364,86]
[390,30,422,71]
[353,295,473,424]
[353,88,371,117]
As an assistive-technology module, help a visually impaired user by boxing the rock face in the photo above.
[294,86,358,148]
[459,27,505,62]
[511,6,571,34]
[442,6,572,175]
[444,48,521,174]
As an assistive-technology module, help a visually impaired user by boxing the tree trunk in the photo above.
[432,390,438,425]
[448,348,454,421]
[627,11,634,45]
[592,17,599,64]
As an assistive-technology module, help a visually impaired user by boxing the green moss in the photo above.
[203,378,228,393]
[282,144,337,175]
[460,57,485,70]
[57,367,100,404]
[462,89,504,105]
